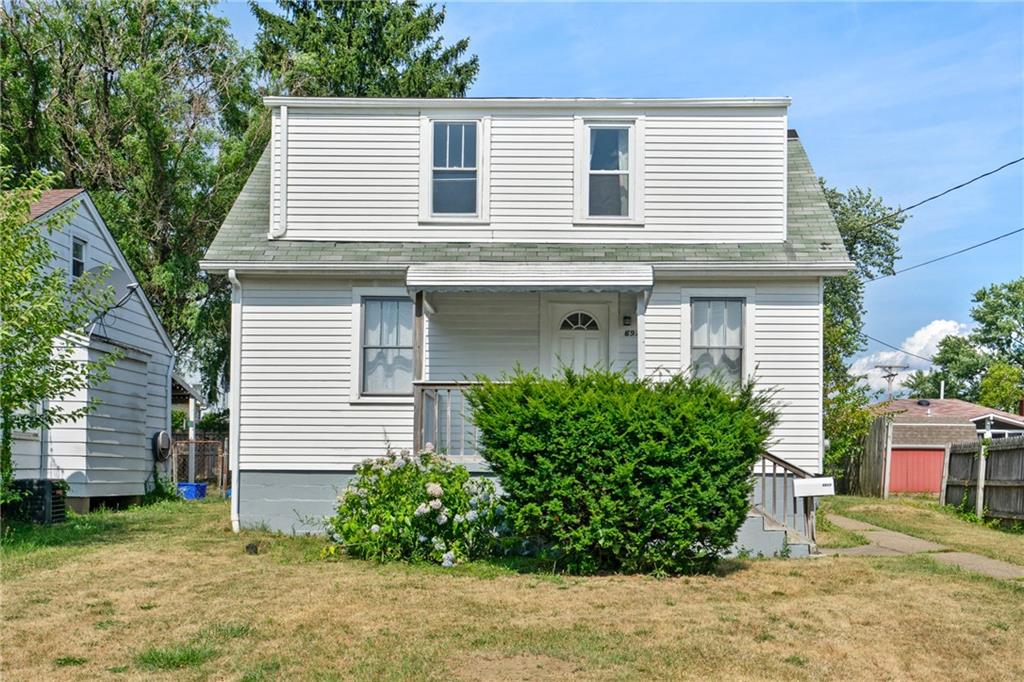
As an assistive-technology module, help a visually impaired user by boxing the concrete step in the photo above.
[728,511,814,559]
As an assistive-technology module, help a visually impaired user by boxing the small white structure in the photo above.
[13,190,175,511]
[202,97,853,545]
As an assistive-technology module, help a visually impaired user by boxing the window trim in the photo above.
[419,116,490,224]
[350,287,416,404]
[680,287,756,385]
[574,116,645,226]
[71,234,88,280]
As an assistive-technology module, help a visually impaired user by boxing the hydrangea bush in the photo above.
[326,449,507,566]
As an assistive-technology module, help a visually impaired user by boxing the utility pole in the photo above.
[875,364,909,401]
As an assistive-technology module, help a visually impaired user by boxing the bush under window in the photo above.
[465,369,777,574]
[326,450,506,566]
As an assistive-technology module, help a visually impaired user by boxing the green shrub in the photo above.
[465,368,778,575]
[326,450,507,566]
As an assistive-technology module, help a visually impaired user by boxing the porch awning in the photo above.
[406,263,654,293]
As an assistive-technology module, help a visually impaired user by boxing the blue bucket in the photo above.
[177,482,208,500]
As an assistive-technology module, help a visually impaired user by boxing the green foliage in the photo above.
[0,1,257,404]
[465,369,778,575]
[143,471,181,505]
[0,155,118,503]
[326,450,507,566]
[904,335,989,402]
[197,408,230,437]
[819,182,905,482]
[978,361,1024,414]
[135,643,217,671]
[970,277,1024,368]
[171,410,188,432]
[251,0,480,98]
[904,276,1024,410]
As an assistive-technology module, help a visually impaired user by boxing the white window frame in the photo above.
[70,234,88,281]
[679,287,756,385]
[574,116,645,226]
[419,115,490,224]
[350,286,416,404]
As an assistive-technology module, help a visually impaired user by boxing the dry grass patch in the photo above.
[824,495,1024,566]
[2,499,1023,681]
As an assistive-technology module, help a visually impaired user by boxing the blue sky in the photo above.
[218,1,1023,392]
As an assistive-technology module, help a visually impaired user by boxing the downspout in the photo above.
[227,269,243,532]
[162,356,175,488]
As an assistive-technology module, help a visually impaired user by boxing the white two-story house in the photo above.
[201,97,853,548]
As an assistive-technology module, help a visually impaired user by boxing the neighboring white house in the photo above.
[201,97,853,542]
[13,190,175,512]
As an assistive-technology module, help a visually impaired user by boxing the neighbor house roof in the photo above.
[874,399,1024,427]
[201,134,852,273]
[28,189,85,221]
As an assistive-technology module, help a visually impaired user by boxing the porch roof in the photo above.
[406,262,653,293]
[201,136,852,274]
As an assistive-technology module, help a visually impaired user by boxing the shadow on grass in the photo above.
[0,499,223,556]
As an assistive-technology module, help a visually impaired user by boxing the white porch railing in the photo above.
[413,381,482,459]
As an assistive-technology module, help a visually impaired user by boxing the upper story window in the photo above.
[71,237,86,278]
[574,118,644,225]
[432,121,478,215]
[588,126,630,217]
[691,298,744,385]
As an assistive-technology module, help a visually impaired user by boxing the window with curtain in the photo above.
[691,298,744,384]
[362,297,414,395]
[587,125,630,217]
[432,121,477,215]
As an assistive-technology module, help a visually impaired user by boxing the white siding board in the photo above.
[277,106,789,243]
[640,279,823,473]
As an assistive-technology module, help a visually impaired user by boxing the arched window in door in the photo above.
[559,311,600,331]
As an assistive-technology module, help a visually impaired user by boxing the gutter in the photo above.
[227,269,242,532]
[262,96,792,110]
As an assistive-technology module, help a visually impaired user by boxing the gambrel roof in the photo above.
[201,134,852,273]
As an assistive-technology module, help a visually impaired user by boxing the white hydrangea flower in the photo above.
[436,513,449,525]
[370,524,380,534]
[414,503,429,516]
[426,482,443,498]
[428,498,443,511]
[466,510,479,522]
[441,551,455,568]
[453,513,465,524]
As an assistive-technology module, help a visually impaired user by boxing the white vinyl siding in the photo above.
[22,198,173,497]
[273,105,787,243]
[237,277,413,470]
[641,278,823,473]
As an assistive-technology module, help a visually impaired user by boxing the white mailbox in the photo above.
[793,477,835,498]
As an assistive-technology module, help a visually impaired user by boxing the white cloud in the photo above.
[850,319,972,395]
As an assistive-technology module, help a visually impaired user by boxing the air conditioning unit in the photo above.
[11,480,67,524]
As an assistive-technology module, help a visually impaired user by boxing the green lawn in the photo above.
[822,495,1024,566]
[2,499,1023,681]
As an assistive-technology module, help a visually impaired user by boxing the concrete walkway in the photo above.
[824,515,1024,581]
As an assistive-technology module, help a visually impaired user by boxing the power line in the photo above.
[845,156,1024,237]
[866,226,1024,283]
[864,334,934,363]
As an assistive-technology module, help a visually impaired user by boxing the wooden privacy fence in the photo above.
[942,436,1024,522]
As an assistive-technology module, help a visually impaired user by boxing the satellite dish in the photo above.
[85,266,138,302]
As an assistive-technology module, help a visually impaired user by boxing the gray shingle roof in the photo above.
[201,137,851,270]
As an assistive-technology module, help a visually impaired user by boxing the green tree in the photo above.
[820,184,905,484]
[903,335,989,402]
[970,277,1024,368]
[904,276,1024,409]
[0,161,116,502]
[190,0,481,397]
[978,361,1024,414]
[1,0,259,400]
[251,0,479,98]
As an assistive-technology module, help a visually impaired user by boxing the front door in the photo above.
[549,303,609,372]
